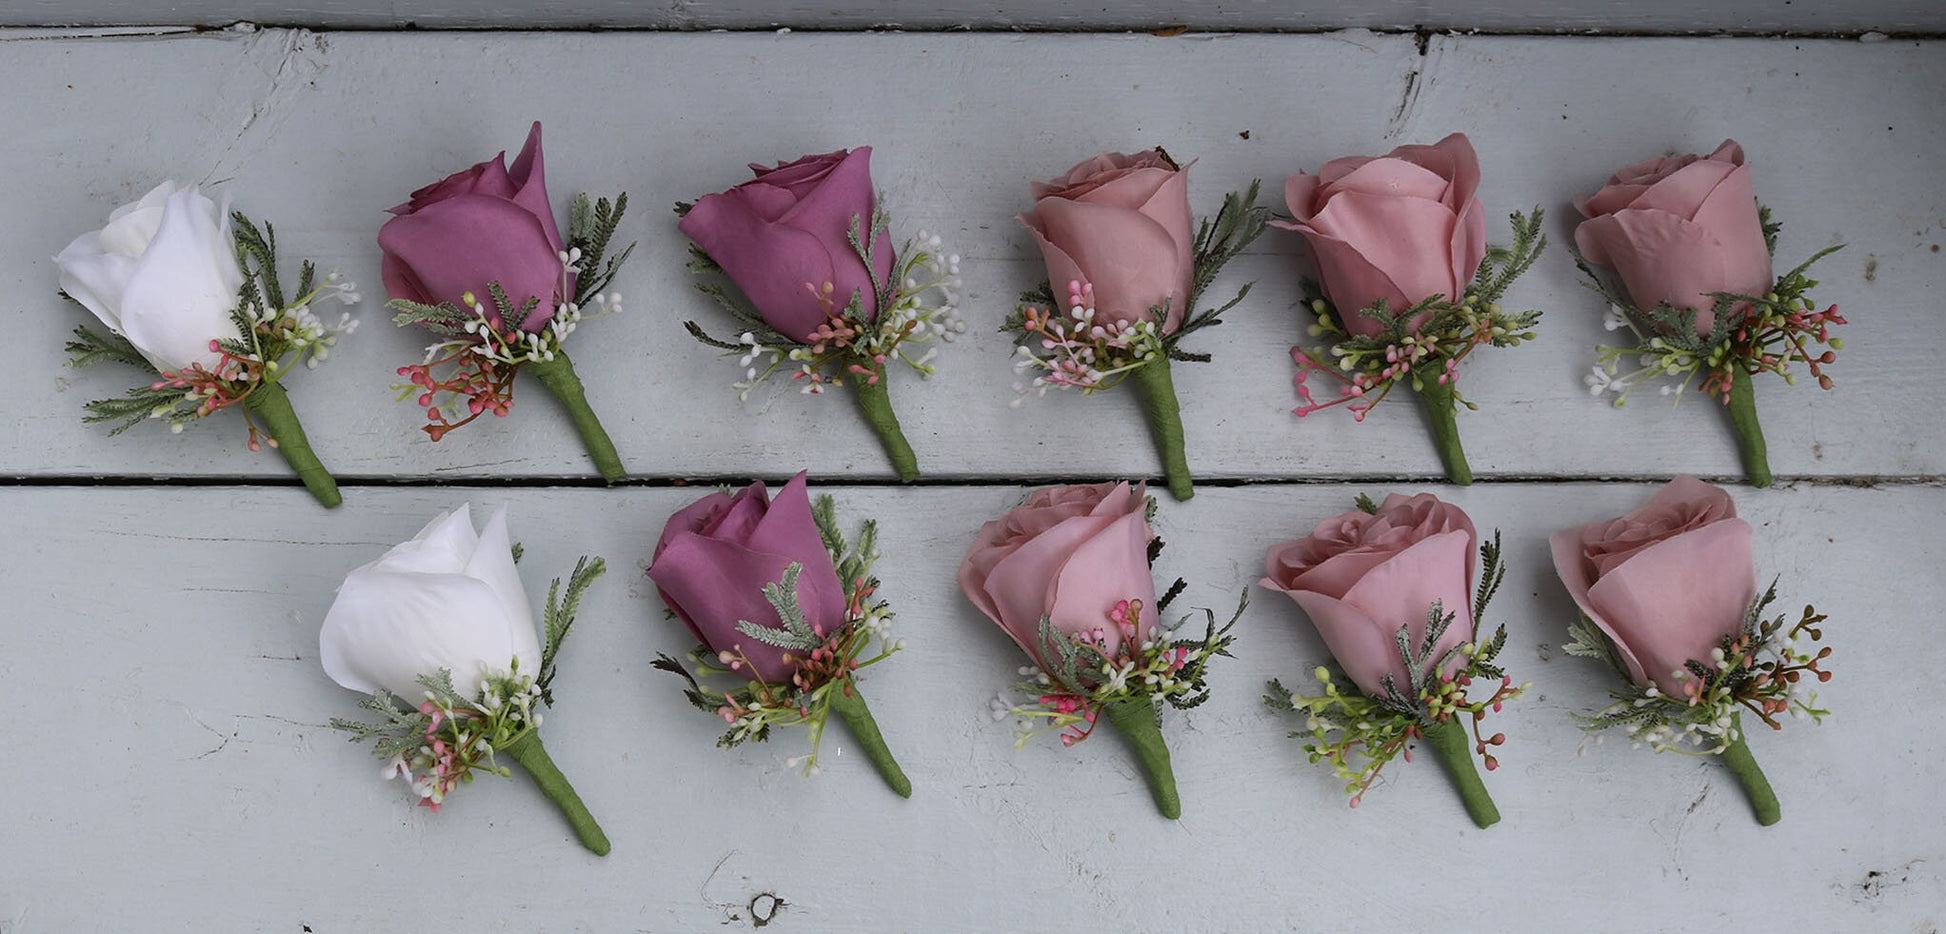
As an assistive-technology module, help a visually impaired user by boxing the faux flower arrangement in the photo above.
[382,122,634,481]
[649,473,911,796]
[959,481,1240,818]
[323,503,612,853]
[1261,492,1525,827]
[679,148,964,482]
[1278,133,1545,485]
[1552,476,1832,825]
[1572,141,1845,487]
[59,181,360,506]
[1007,150,1269,500]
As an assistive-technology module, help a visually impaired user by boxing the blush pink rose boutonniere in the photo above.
[958,482,1241,819]
[58,181,361,507]
[648,473,911,796]
[1552,476,1833,826]
[324,504,612,853]
[1276,133,1546,486]
[1572,140,1846,488]
[1260,492,1525,828]
[679,148,965,483]
[1008,151,1271,501]
[382,122,636,482]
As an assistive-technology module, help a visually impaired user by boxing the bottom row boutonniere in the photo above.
[1552,476,1832,826]
[648,472,911,797]
[321,504,611,854]
[959,481,1240,819]
[1261,493,1525,828]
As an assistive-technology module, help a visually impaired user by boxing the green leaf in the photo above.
[537,555,606,704]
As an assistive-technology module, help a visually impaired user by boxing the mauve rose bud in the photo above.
[1019,150,1196,333]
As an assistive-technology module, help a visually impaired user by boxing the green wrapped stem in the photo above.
[1414,376,1473,486]
[526,351,626,483]
[1421,717,1500,828]
[1726,367,1772,488]
[1721,713,1780,826]
[1102,698,1181,819]
[1126,355,1194,501]
[849,358,919,482]
[829,684,912,798]
[501,731,611,855]
[242,379,340,508]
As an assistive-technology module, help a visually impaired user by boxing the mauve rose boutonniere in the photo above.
[1260,492,1524,828]
[958,482,1241,819]
[382,122,635,482]
[1572,140,1846,488]
[678,148,965,483]
[58,181,361,507]
[1277,133,1545,486]
[1553,476,1833,826]
[648,473,911,796]
[1007,151,1270,501]
[324,503,612,853]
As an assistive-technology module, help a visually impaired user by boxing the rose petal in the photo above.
[378,194,566,332]
[1584,519,1756,695]
[679,190,838,342]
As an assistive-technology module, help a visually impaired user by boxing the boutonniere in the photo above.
[1552,476,1831,825]
[678,148,962,482]
[1277,133,1545,486]
[59,181,360,506]
[958,482,1240,818]
[381,122,634,481]
[1008,150,1269,501]
[648,473,911,796]
[1260,493,1524,828]
[323,504,611,853]
[1572,141,1844,488]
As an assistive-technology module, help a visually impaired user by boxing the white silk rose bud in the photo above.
[55,180,246,374]
[320,503,541,699]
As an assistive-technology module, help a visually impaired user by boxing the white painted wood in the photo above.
[0,482,1936,930]
[0,29,1937,483]
[3,1,1943,33]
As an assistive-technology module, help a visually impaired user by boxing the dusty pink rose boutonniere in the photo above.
[1007,151,1270,501]
[59,181,361,507]
[381,122,635,482]
[678,148,964,483]
[647,473,911,796]
[1278,133,1545,486]
[1552,476,1833,825]
[958,482,1241,819]
[1260,492,1524,828]
[1572,140,1846,488]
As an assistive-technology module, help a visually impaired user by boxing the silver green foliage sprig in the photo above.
[1564,580,1832,755]
[1264,530,1527,803]
[652,495,902,776]
[64,211,360,435]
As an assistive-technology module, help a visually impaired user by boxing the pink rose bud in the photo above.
[1019,150,1197,333]
[1259,493,1478,698]
[679,148,896,343]
[1549,476,1758,695]
[958,482,1158,669]
[1573,140,1774,334]
[647,472,848,683]
[1273,133,1488,337]
[378,121,569,333]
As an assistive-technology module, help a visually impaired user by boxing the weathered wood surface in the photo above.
[0,483,1939,931]
[1,30,1938,484]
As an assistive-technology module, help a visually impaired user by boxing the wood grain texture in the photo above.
[3,1,1943,33]
[1,29,1939,483]
[0,482,1937,930]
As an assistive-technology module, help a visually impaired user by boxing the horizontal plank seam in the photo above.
[0,25,1941,41]
[0,474,1938,490]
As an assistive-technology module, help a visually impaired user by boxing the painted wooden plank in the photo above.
[1,30,1938,482]
[0,481,1936,930]
[3,1,1942,33]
